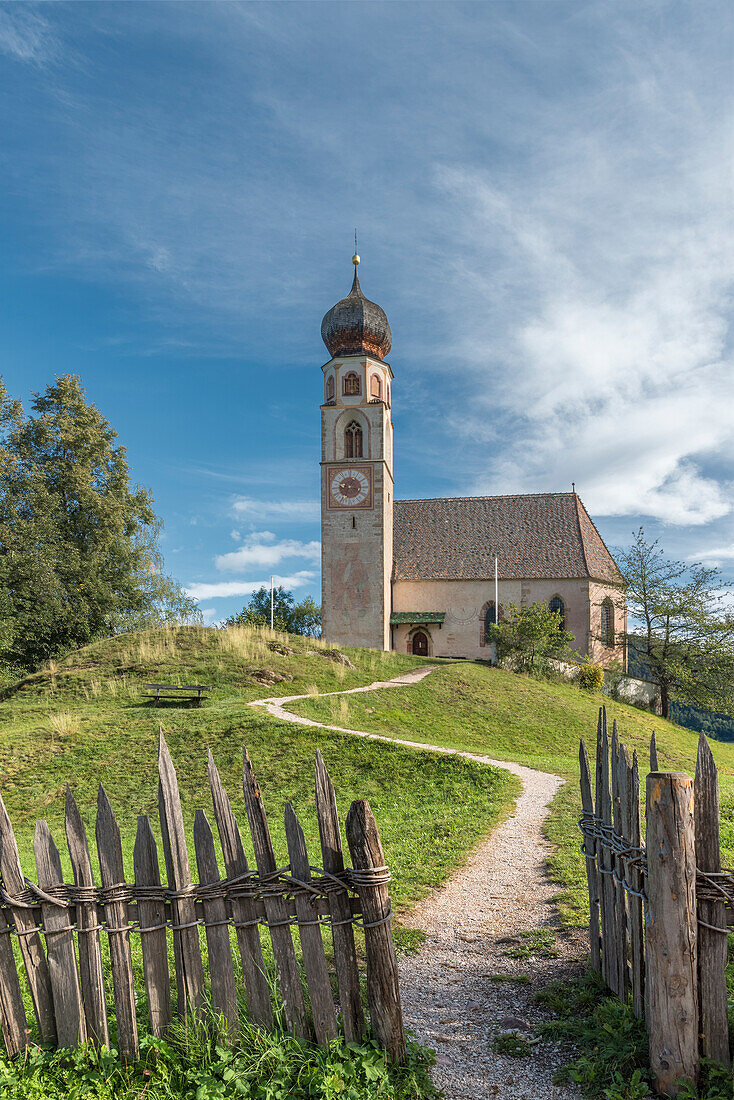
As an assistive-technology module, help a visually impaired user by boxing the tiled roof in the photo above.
[392,493,621,583]
[389,612,446,625]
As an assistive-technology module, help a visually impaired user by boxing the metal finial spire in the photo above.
[352,228,360,267]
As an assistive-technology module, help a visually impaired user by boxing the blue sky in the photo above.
[1,1,733,623]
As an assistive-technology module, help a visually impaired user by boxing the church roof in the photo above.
[392,493,621,584]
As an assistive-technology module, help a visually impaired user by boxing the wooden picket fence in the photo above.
[0,732,406,1063]
[579,707,732,1097]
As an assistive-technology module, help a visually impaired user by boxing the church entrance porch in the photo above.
[412,630,429,656]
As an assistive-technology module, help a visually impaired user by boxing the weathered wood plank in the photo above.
[96,785,138,1061]
[314,750,364,1042]
[626,750,645,1021]
[158,730,205,1015]
[346,799,405,1064]
[207,751,272,1029]
[598,711,619,993]
[579,739,601,973]
[650,730,659,772]
[284,802,338,1045]
[0,792,56,1043]
[193,810,239,1037]
[0,904,28,1057]
[645,771,698,1096]
[612,728,629,1001]
[65,786,109,1046]
[242,748,309,1039]
[694,734,729,1066]
[34,820,86,1047]
[133,815,172,1036]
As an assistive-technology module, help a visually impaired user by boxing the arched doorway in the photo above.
[412,630,429,656]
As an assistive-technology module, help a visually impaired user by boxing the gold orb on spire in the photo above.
[352,252,360,266]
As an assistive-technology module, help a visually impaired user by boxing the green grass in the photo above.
[289,660,734,926]
[0,1006,439,1100]
[0,625,519,1056]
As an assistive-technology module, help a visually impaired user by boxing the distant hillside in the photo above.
[627,635,734,741]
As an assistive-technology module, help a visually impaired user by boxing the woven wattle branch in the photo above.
[0,863,393,938]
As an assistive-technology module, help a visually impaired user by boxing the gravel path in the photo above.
[251,668,584,1099]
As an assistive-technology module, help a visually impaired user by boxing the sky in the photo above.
[1,1,733,624]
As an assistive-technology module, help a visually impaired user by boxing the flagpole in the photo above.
[270,576,274,630]
[495,557,498,623]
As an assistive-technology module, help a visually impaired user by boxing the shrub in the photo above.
[487,602,575,675]
[576,659,604,692]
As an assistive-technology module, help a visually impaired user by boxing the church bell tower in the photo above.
[320,252,394,650]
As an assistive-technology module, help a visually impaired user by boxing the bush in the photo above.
[487,602,575,675]
[576,659,604,692]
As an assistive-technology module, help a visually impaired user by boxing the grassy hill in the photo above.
[289,660,734,925]
[2,625,728,940]
[0,626,518,951]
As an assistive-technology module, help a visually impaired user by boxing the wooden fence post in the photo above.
[579,739,601,972]
[133,815,172,1037]
[624,749,644,1020]
[65,786,109,1047]
[0,793,56,1044]
[0,905,28,1057]
[158,731,205,1016]
[33,820,87,1048]
[207,752,273,1031]
[242,748,309,1040]
[194,810,240,1038]
[97,785,139,1062]
[645,772,698,1096]
[694,734,730,1067]
[346,799,406,1064]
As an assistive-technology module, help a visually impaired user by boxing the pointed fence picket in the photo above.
[580,706,734,1096]
[0,734,405,1066]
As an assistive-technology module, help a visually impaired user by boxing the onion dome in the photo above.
[321,256,392,361]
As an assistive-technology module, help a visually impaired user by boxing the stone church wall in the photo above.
[392,577,626,666]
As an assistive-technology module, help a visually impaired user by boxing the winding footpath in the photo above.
[251,668,583,1100]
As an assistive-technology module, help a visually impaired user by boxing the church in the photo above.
[319,253,626,667]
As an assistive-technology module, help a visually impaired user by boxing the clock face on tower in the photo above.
[326,464,374,509]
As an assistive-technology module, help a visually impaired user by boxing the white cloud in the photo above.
[215,532,321,572]
[0,9,57,64]
[430,37,734,528]
[232,497,320,521]
[229,529,241,541]
[186,571,315,601]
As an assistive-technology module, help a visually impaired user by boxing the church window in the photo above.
[370,374,382,400]
[549,596,565,629]
[326,375,335,401]
[601,598,614,647]
[343,371,361,396]
[345,421,363,459]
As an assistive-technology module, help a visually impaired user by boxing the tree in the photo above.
[0,375,199,668]
[486,602,575,674]
[618,528,734,720]
[223,587,322,637]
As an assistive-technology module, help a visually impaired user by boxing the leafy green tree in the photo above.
[618,528,734,720]
[486,602,576,674]
[0,375,199,669]
[223,587,321,637]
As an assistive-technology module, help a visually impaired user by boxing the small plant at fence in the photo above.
[0,1011,439,1100]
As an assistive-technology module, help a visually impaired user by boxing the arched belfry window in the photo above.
[370,374,382,400]
[343,371,361,396]
[345,421,363,459]
[325,375,335,402]
[601,598,614,647]
[549,596,565,629]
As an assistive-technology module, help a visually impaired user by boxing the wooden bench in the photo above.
[143,684,212,706]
